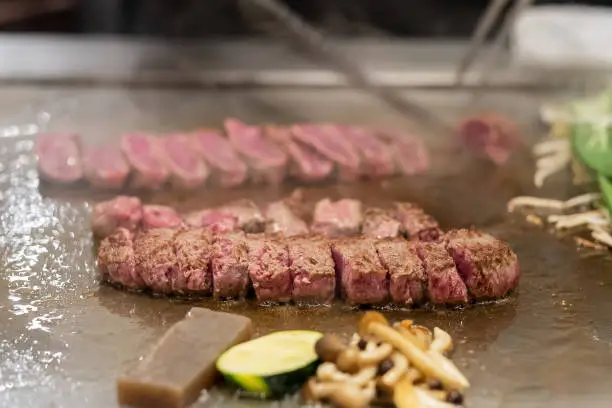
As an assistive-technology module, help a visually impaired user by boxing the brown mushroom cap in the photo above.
[315,334,347,363]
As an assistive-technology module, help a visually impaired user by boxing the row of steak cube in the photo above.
[35,118,429,190]
[91,194,440,244]
[98,226,520,306]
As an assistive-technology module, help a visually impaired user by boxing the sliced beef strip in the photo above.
[98,227,143,289]
[287,235,335,304]
[264,200,309,237]
[142,205,183,230]
[173,228,213,295]
[246,234,291,303]
[332,237,388,305]
[416,241,468,305]
[376,238,426,306]
[224,118,288,185]
[265,125,334,183]
[311,198,363,237]
[160,134,210,189]
[91,196,143,238]
[394,202,441,241]
[377,130,429,175]
[82,144,129,189]
[362,207,402,238]
[211,231,250,299]
[444,228,520,299]
[133,228,179,294]
[291,124,361,181]
[334,125,396,178]
[183,210,238,234]
[219,199,266,233]
[35,132,84,183]
[191,129,247,188]
[120,133,169,190]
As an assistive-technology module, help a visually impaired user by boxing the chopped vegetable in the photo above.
[598,173,612,214]
[217,330,322,398]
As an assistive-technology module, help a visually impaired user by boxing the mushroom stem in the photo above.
[430,327,453,355]
[379,352,409,389]
[357,342,394,366]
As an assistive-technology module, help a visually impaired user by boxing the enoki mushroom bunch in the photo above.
[302,312,469,408]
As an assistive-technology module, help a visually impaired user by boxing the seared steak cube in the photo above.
[376,238,426,306]
[288,235,335,304]
[183,210,238,234]
[83,145,129,189]
[225,118,288,185]
[264,200,309,237]
[98,227,143,289]
[173,228,213,295]
[246,234,291,303]
[332,238,388,305]
[219,199,265,233]
[91,196,143,238]
[191,129,248,187]
[133,228,178,294]
[211,232,250,299]
[362,208,402,238]
[445,229,520,299]
[394,202,441,241]
[416,241,468,305]
[142,205,183,230]
[160,134,209,189]
[35,132,84,184]
[311,198,363,237]
[120,133,169,190]
[266,125,333,183]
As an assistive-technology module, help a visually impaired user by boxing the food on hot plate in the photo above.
[120,132,169,190]
[246,234,292,302]
[395,202,441,242]
[311,198,364,237]
[288,235,336,304]
[218,198,266,233]
[82,144,130,189]
[217,330,323,398]
[301,312,469,408]
[142,204,183,230]
[35,121,428,189]
[263,199,310,236]
[35,132,83,183]
[91,195,143,238]
[455,113,522,165]
[117,307,253,408]
[225,118,288,185]
[376,239,426,306]
[362,208,403,239]
[211,231,250,299]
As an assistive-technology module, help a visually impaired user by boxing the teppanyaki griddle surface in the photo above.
[1,87,612,408]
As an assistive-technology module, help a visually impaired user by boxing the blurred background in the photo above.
[2,0,610,38]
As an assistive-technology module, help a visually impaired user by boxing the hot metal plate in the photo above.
[1,87,611,408]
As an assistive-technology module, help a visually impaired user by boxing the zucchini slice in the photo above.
[216,330,323,398]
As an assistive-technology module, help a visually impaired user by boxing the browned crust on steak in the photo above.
[210,231,250,299]
[133,228,178,294]
[288,235,335,304]
[98,227,143,289]
[173,228,213,295]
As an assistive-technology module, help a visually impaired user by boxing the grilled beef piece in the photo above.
[362,208,402,238]
[160,134,210,189]
[183,210,238,234]
[456,113,522,165]
[211,232,250,299]
[98,227,143,289]
[134,228,178,293]
[264,200,309,237]
[376,238,426,306]
[82,145,129,189]
[311,198,363,237]
[378,130,429,175]
[219,199,266,233]
[173,228,213,295]
[246,234,291,302]
[35,132,83,183]
[142,205,183,230]
[394,202,441,241]
[265,125,334,183]
[332,238,388,305]
[288,235,335,304]
[416,241,468,305]
[291,124,361,181]
[336,125,396,178]
[120,133,169,190]
[224,118,288,185]
[444,229,520,299]
[91,196,143,238]
[191,129,247,188]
